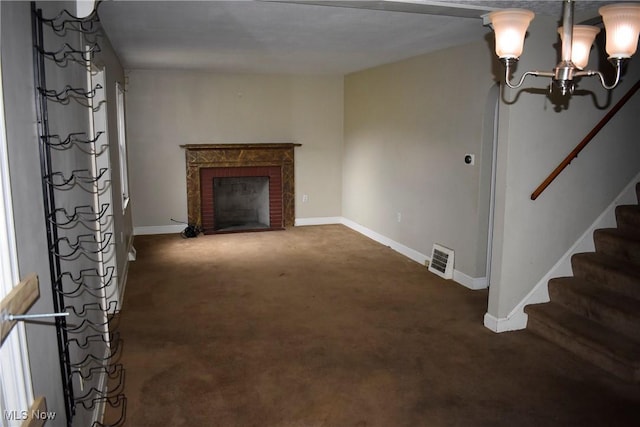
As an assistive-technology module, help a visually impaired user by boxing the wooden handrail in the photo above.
[531,78,640,200]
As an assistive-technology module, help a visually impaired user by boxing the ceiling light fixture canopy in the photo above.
[486,0,640,96]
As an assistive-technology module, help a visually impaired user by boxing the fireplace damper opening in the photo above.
[213,176,270,232]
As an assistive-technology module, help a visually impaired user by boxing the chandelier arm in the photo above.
[574,64,621,90]
[601,59,623,90]
[503,63,555,89]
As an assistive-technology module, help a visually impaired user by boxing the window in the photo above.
[116,82,130,212]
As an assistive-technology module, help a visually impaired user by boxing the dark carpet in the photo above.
[110,225,640,426]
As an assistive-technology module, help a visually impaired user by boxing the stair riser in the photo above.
[571,258,640,300]
[527,315,640,382]
[548,284,640,342]
[616,206,640,233]
[593,233,640,266]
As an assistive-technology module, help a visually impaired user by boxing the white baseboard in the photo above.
[118,263,129,310]
[117,240,135,310]
[134,224,184,235]
[484,171,640,333]
[295,217,342,226]
[484,311,529,333]
[339,217,487,291]
[454,271,488,290]
[137,220,344,234]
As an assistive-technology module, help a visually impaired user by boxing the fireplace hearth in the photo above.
[181,143,300,234]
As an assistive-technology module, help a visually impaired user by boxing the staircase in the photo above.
[525,184,640,382]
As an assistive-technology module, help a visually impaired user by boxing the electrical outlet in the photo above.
[397,212,402,223]
[302,194,309,203]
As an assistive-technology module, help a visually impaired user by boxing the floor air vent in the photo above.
[428,244,454,279]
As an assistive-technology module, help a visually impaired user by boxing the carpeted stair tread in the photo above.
[594,228,640,266]
[525,302,640,381]
[526,182,640,383]
[616,205,640,233]
[571,252,640,299]
[548,277,640,341]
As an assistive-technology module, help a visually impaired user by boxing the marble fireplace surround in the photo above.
[181,143,300,233]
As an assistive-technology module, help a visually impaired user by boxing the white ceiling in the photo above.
[97,0,615,75]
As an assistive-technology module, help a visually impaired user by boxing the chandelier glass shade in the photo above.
[487,1,640,95]
[489,9,535,59]
[600,3,640,57]
[558,25,600,69]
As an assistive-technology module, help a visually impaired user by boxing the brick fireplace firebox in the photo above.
[181,143,301,234]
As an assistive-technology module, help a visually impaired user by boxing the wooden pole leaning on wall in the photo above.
[20,396,49,427]
[531,78,640,201]
[0,273,39,345]
[1,275,49,425]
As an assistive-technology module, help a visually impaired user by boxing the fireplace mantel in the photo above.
[181,143,301,232]
[182,143,301,151]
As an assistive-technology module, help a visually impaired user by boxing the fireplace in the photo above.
[181,143,300,234]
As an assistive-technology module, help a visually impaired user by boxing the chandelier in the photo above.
[486,0,640,95]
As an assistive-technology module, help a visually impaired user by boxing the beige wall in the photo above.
[343,40,496,278]
[125,70,344,228]
[488,15,640,319]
